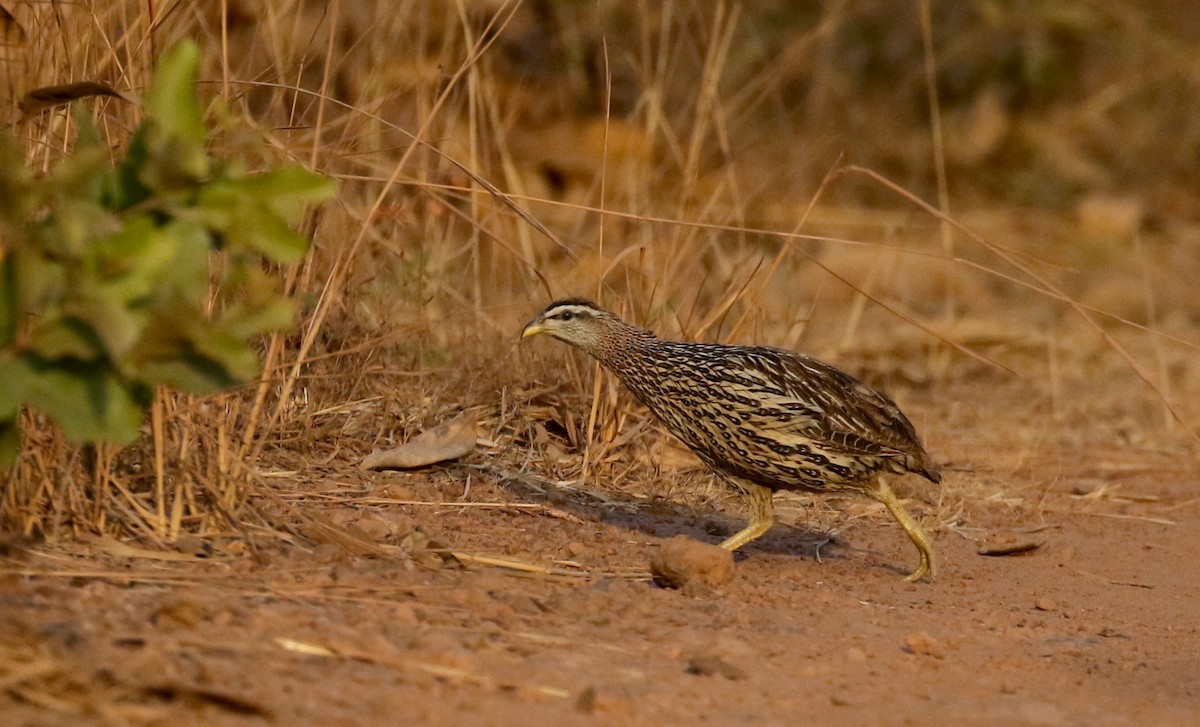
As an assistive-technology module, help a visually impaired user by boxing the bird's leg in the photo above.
[870,477,937,582]
[719,482,775,551]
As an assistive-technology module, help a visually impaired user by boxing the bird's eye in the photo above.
[560,310,574,321]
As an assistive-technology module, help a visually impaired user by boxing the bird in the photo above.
[521,298,942,582]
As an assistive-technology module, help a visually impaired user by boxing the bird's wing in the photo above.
[737,348,928,459]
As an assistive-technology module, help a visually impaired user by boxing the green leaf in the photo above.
[67,280,147,360]
[140,40,208,192]
[0,355,27,470]
[138,135,210,193]
[136,349,241,394]
[110,126,152,210]
[73,105,104,150]
[195,330,259,382]
[236,166,336,221]
[0,355,32,419]
[0,257,15,347]
[229,201,312,263]
[48,144,109,203]
[21,355,143,444]
[0,134,34,221]
[96,217,180,304]
[143,40,205,147]
[13,249,67,315]
[73,106,129,211]
[219,296,296,339]
[157,221,214,302]
[193,180,312,263]
[28,317,105,361]
[0,418,19,469]
[39,198,120,256]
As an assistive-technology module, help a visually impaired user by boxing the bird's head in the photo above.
[520,298,623,355]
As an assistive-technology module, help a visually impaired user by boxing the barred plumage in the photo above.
[522,298,941,581]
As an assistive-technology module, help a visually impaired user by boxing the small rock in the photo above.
[566,541,586,557]
[649,535,734,591]
[1034,596,1058,612]
[846,647,868,662]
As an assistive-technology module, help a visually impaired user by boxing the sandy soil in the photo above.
[2,376,1198,727]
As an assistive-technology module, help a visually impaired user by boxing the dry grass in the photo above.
[2,1,1198,549]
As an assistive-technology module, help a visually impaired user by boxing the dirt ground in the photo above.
[2,372,1198,727]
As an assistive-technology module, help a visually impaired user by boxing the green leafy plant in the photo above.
[0,40,334,466]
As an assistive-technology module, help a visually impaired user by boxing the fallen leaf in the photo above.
[361,412,476,470]
[19,81,138,115]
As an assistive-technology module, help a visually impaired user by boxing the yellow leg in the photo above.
[870,478,937,582]
[719,482,775,551]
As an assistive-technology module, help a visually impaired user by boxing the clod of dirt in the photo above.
[373,482,414,500]
[902,631,944,658]
[829,690,858,707]
[152,598,210,630]
[649,535,735,591]
[171,533,210,558]
[360,411,477,470]
[573,684,639,716]
[575,686,598,713]
[684,655,747,681]
[400,529,459,570]
[312,543,349,565]
[304,514,390,557]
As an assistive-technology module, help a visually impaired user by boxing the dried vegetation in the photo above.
[1,0,1198,565]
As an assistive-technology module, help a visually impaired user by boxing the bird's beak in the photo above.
[520,320,544,340]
